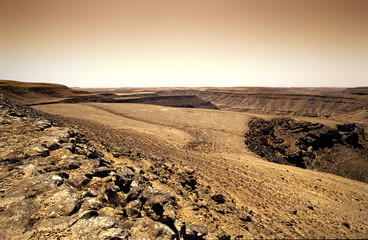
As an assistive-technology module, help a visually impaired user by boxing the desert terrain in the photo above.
[1,80,368,239]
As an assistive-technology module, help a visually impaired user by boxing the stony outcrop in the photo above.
[245,117,368,182]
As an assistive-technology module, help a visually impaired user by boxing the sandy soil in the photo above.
[34,102,368,239]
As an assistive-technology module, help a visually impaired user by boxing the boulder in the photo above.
[27,144,50,157]
[115,167,135,193]
[211,193,226,204]
[128,217,175,239]
[180,173,197,190]
[105,183,126,207]
[67,216,122,239]
[43,189,81,217]
[183,224,208,239]
[141,187,176,222]
[89,166,117,178]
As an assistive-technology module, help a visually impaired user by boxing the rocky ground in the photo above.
[0,95,236,239]
[2,84,368,239]
[245,117,368,182]
[33,101,368,239]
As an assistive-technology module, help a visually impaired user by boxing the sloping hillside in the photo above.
[1,80,217,110]
[34,100,368,239]
[0,80,84,104]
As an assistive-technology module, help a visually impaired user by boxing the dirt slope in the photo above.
[35,102,368,239]
[0,95,217,239]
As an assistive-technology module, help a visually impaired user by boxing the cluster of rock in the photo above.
[245,117,368,182]
[0,95,212,239]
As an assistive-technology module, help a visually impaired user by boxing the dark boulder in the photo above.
[211,193,226,204]
[115,167,135,193]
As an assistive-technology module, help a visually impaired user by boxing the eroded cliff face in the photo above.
[245,117,368,182]
[157,88,368,121]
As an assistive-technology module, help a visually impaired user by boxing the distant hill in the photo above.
[0,80,217,110]
[0,80,87,104]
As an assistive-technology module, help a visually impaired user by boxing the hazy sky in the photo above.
[0,0,367,88]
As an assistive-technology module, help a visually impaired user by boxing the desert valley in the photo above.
[0,79,368,239]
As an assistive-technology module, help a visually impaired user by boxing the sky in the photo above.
[0,0,367,88]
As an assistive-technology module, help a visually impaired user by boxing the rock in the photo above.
[99,228,128,240]
[84,198,103,210]
[183,224,208,239]
[75,146,88,156]
[28,144,50,157]
[239,214,252,222]
[127,187,142,202]
[141,187,176,222]
[68,174,91,188]
[105,183,126,207]
[174,221,185,236]
[58,172,69,179]
[39,136,61,150]
[5,175,57,200]
[22,164,38,178]
[125,199,142,217]
[342,221,351,228]
[63,142,76,152]
[60,158,81,170]
[129,217,175,239]
[141,187,176,205]
[89,166,117,178]
[162,206,176,224]
[217,233,231,240]
[112,151,122,158]
[180,173,197,190]
[8,110,26,117]
[50,148,74,160]
[337,123,356,132]
[126,207,141,218]
[36,215,75,233]
[245,117,368,182]
[0,199,39,239]
[74,144,104,159]
[52,174,64,186]
[68,216,120,239]
[184,166,195,175]
[52,127,74,143]
[36,119,52,130]
[343,132,360,147]
[211,193,226,204]
[43,189,81,217]
[115,167,135,193]
[99,158,113,167]
[129,199,142,209]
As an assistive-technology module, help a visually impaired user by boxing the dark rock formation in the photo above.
[245,117,368,182]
